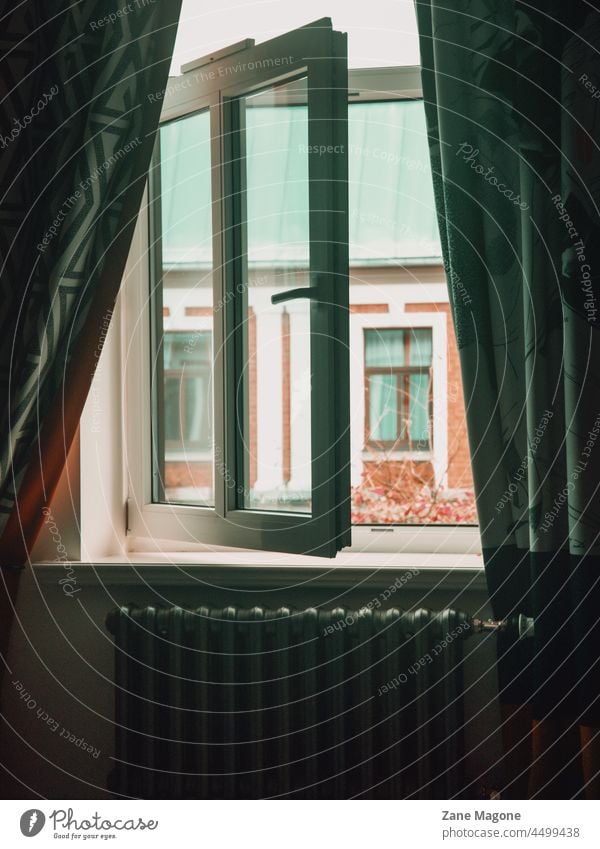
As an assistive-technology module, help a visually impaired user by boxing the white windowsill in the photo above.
[31,550,486,592]
[361,450,433,461]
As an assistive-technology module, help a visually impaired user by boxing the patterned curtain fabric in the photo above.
[415,0,600,792]
[0,1,181,564]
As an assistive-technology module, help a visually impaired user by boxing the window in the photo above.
[153,108,214,506]
[123,14,478,559]
[364,328,432,451]
[144,20,351,557]
[162,331,213,507]
[164,332,212,453]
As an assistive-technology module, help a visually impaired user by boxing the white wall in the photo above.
[0,562,500,798]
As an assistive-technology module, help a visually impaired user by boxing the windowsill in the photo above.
[31,550,486,591]
[361,450,433,460]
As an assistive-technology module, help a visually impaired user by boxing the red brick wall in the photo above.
[185,306,213,317]
[165,461,212,489]
[349,303,389,314]
[405,303,473,490]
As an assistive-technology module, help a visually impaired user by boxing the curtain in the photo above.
[0,0,181,685]
[369,373,397,441]
[415,1,600,797]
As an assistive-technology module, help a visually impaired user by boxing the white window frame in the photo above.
[350,306,447,483]
[85,63,481,561]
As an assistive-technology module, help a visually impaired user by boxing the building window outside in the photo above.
[364,328,432,451]
[162,331,214,507]
[164,332,213,454]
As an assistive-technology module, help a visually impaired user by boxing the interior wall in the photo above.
[0,241,503,800]
[0,564,503,799]
[79,295,127,561]
[0,287,126,799]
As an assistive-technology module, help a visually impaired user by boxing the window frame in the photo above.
[364,327,433,451]
[122,60,481,558]
[129,19,352,557]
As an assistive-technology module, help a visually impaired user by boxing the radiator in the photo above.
[106,605,472,799]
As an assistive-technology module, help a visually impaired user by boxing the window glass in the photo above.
[368,374,398,441]
[408,372,431,443]
[409,328,433,366]
[164,332,212,451]
[365,329,405,367]
[152,97,476,527]
[239,79,312,514]
[147,22,352,557]
[156,109,215,507]
[364,328,432,450]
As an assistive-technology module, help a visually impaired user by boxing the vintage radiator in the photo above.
[106,604,473,799]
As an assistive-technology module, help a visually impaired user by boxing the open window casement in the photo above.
[127,20,351,557]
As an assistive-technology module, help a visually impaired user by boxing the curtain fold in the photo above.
[0,0,182,566]
[415,0,600,795]
[0,0,181,712]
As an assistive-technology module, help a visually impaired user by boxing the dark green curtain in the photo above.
[415,0,600,789]
[0,0,181,562]
[0,0,181,724]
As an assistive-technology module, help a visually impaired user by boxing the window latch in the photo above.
[270,286,319,305]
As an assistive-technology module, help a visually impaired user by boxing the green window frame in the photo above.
[149,20,350,557]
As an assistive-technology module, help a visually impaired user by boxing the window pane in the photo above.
[164,334,212,449]
[369,374,397,442]
[348,99,475,525]
[164,332,211,369]
[349,102,441,261]
[365,329,405,367]
[239,78,311,513]
[184,376,211,446]
[409,329,432,366]
[164,377,181,443]
[150,86,475,525]
[156,110,215,507]
[407,372,430,444]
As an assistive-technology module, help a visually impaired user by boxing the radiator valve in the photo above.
[471,613,534,639]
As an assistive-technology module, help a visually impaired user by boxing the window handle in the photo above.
[270,286,319,305]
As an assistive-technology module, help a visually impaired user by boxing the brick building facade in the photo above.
[160,262,474,519]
